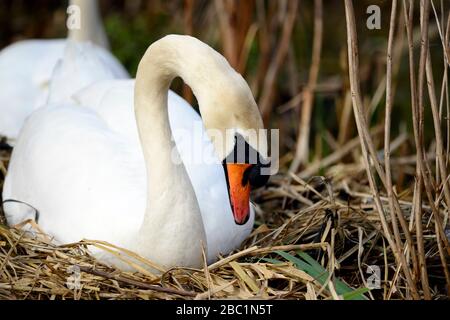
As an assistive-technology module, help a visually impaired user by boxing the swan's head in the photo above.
[194,53,271,225]
[136,35,272,225]
[222,136,271,225]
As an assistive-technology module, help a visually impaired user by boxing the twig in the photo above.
[78,266,197,297]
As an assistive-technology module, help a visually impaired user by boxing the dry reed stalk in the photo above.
[385,0,421,296]
[445,14,450,168]
[404,0,450,297]
[402,0,431,299]
[337,90,353,145]
[418,2,450,251]
[425,55,450,290]
[214,0,255,73]
[259,0,299,124]
[290,0,323,171]
[250,0,274,97]
[215,0,237,67]
[434,10,450,173]
[426,2,450,291]
[384,0,417,284]
[344,0,420,299]
[431,0,450,65]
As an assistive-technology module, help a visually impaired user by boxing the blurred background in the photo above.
[0,0,444,185]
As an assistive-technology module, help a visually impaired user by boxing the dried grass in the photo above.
[1,143,448,300]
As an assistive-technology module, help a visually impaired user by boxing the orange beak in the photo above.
[226,163,252,225]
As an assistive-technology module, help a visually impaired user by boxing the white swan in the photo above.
[3,35,270,270]
[0,0,128,145]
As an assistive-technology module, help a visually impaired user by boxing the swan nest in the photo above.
[0,147,448,300]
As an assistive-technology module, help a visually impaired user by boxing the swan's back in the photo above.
[3,98,146,247]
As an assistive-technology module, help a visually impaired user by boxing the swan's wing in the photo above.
[0,40,65,143]
[73,79,140,143]
[3,102,146,247]
[0,73,40,145]
[3,78,144,247]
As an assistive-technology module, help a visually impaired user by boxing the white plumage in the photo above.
[0,0,128,145]
[3,35,266,271]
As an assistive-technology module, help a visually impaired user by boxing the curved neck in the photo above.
[68,0,109,49]
[132,35,262,269]
[132,36,229,268]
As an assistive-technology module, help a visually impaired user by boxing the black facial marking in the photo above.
[242,165,251,186]
[223,134,271,189]
[0,138,12,151]
[246,163,270,188]
[222,161,231,193]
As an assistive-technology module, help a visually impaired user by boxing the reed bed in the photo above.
[1,143,448,300]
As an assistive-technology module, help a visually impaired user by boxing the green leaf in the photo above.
[342,287,371,300]
[261,258,284,265]
[275,250,368,300]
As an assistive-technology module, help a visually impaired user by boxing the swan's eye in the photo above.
[244,164,270,189]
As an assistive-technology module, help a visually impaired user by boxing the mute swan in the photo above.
[0,0,128,145]
[3,35,270,270]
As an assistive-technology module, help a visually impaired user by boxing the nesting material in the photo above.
[0,148,448,300]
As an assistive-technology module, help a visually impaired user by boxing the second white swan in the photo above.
[0,0,128,145]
